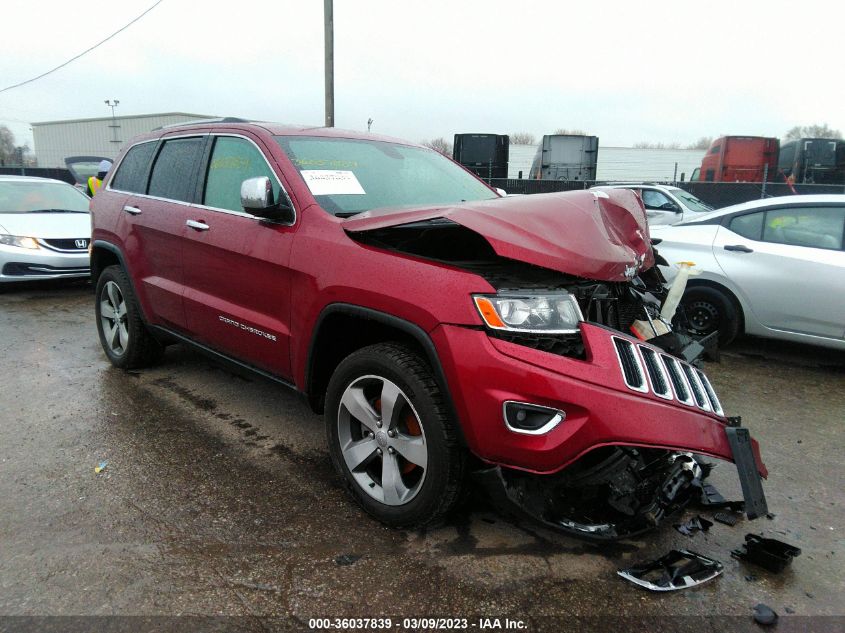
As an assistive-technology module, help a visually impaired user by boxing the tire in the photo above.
[682,286,741,346]
[325,342,466,528]
[95,265,164,369]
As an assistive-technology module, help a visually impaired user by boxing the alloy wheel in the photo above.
[99,281,129,356]
[336,375,428,506]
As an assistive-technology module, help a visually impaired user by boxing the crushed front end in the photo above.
[346,189,768,540]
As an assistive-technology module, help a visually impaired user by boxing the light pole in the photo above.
[324,0,334,127]
[104,99,121,145]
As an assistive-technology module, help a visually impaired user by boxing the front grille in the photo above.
[612,337,646,392]
[640,346,671,399]
[2,262,90,277]
[612,337,725,416]
[40,238,88,252]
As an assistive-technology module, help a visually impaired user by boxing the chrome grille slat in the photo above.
[612,337,647,392]
[681,364,711,411]
[696,370,724,415]
[660,354,695,405]
[640,347,672,399]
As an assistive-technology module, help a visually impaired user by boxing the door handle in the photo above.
[122,205,142,215]
[724,244,753,253]
[186,220,209,231]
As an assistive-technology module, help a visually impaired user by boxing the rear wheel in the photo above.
[682,286,741,346]
[95,265,164,369]
[325,342,466,528]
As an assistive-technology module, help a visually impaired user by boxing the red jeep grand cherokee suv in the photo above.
[90,121,767,539]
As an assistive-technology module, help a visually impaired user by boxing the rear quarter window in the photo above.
[111,142,156,193]
[729,212,764,240]
[762,206,845,250]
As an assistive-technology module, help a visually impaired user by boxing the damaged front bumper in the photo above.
[432,321,768,540]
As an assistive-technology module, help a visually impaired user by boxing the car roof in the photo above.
[0,175,70,185]
[679,194,845,224]
[127,120,422,148]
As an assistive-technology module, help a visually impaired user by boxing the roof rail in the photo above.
[154,117,248,130]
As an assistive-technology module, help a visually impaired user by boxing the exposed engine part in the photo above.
[617,549,724,591]
[474,448,707,540]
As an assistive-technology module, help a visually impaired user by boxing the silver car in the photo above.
[592,184,714,226]
[651,194,845,350]
[0,176,91,284]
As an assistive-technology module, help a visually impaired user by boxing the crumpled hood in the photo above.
[343,189,654,281]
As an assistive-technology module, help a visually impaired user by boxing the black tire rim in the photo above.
[687,300,720,335]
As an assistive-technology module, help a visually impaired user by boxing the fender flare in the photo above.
[91,239,149,323]
[305,303,467,446]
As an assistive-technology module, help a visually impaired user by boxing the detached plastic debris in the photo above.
[94,461,108,474]
[697,482,744,512]
[617,549,723,591]
[752,603,778,626]
[674,515,713,537]
[713,511,741,527]
[732,534,801,573]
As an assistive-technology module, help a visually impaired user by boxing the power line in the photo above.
[0,0,166,95]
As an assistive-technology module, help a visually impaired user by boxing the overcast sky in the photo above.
[1,0,843,150]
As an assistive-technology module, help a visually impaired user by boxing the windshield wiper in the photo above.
[26,208,88,214]
[335,211,364,218]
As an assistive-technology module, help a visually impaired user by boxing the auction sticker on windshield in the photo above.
[301,170,366,195]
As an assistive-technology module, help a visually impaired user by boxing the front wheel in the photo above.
[325,342,466,528]
[682,286,741,346]
[95,265,164,369]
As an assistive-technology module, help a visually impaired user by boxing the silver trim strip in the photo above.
[696,370,724,416]
[35,239,87,254]
[682,364,712,412]
[502,400,565,435]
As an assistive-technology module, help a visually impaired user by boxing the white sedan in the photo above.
[651,194,845,350]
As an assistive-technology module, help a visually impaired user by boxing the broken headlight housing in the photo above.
[473,292,583,334]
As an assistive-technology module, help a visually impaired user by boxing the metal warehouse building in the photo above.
[31,112,216,168]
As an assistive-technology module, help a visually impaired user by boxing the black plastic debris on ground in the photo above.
[334,554,361,566]
[696,482,745,512]
[713,511,741,527]
[617,549,723,591]
[732,534,801,573]
[753,603,778,626]
[674,515,713,537]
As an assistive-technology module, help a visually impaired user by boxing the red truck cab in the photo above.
[694,136,779,182]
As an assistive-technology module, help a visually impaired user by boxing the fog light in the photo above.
[503,401,564,435]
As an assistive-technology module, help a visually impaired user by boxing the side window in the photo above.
[729,211,764,240]
[641,189,671,209]
[762,206,845,250]
[110,142,156,193]
[705,169,715,182]
[710,145,721,155]
[148,137,205,203]
[203,137,279,212]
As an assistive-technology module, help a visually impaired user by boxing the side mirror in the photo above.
[660,201,681,212]
[241,177,294,223]
[495,187,507,197]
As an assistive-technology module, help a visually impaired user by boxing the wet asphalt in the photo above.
[0,282,843,632]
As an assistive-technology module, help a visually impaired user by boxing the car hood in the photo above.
[343,189,654,281]
[0,212,91,238]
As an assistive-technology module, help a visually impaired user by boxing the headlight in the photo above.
[473,292,583,334]
[0,234,39,249]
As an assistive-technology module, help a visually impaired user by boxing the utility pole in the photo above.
[104,99,121,145]
[324,0,334,127]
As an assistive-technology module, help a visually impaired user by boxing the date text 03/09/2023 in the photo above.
[308,617,528,630]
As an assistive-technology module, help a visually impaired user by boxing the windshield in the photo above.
[275,136,497,216]
[0,180,90,214]
[672,189,713,212]
[804,140,838,166]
